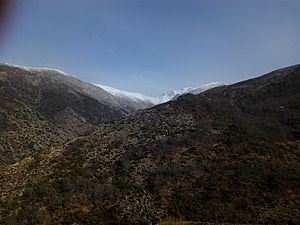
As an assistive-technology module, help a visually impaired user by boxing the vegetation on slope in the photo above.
[0,64,128,165]
[0,65,299,224]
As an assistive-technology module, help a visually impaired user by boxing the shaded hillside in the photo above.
[0,64,129,131]
[0,65,299,224]
[0,91,71,166]
[0,64,130,165]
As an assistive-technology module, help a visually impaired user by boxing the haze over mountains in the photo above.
[0,63,299,224]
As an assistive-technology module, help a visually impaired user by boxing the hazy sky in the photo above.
[0,0,299,96]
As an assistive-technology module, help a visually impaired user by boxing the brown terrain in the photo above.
[0,64,299,224]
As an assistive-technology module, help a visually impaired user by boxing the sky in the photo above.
[0,0,299,96]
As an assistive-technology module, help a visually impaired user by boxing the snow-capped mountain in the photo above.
[169,82,226,100]
[95,82,226,106]
[94,84,157,107]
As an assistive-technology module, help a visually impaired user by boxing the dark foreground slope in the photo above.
[0,64,129,165]
[0,90,71,166]
[0,65,300,224]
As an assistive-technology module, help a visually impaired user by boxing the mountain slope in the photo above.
[0,63,132,165]
[0,65,126,133]
[1,65,299,224]
[0,91,71,165]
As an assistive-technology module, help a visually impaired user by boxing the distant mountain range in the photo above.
[96,82,225,106]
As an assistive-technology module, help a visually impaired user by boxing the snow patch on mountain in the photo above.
[94,84,158,105]
[171,82,226,99]
[0,62,72,76]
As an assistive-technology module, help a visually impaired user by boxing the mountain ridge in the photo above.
[0,63,132,166]
[1,62,225,109]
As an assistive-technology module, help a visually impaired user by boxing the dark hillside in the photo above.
[0,64,128,165]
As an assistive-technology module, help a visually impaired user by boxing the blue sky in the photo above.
[0,0,299,96]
